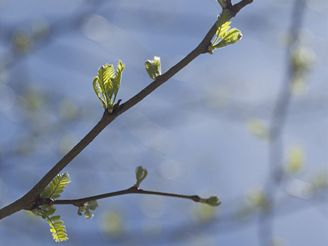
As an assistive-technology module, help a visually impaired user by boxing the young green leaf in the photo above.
[145,56,161,80]
[93,60,125,111]
[112,60,125,102]
[47,215,68,242]
[32,204,68,242]
[209,20,242,53]
[135,166,148,187]
[40,173,71,200]
[216,28,243,48]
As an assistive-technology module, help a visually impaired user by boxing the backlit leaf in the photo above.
[93,61,125,110]
[145,56,161,80]
[40,173,71,200]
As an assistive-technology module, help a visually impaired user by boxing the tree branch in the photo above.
[51,186,210,207]
[231,0,253,17]
[0,0,252,220]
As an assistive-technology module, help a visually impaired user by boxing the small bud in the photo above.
[135,166,148,187]
[201,196,221,207]
[145,56,161,80]
[77,200,98,219]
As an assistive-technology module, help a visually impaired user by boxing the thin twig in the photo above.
[51,186,203,207]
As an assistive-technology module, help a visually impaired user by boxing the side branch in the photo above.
[52,186,210,207]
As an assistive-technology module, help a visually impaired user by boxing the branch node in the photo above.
[231,0,253,17]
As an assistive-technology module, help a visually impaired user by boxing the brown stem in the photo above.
[231,0,253,17]
[52,186,203,207]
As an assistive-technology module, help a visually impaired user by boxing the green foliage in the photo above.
[32,205,68,242]
[93,60,125,111]
[77,200,98,219]
[135,166,148,187]
[47,215,68,242]
[209,20,242,53]
[32,173,71,242]
[40,173,71,200]
[145,56,161,80]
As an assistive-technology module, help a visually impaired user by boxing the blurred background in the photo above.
[0,0,327,245]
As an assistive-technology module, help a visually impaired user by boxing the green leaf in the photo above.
[210,20,242,53]
[145,56,161,80]
[217,21,232,39]
[32,205,69,242]
[77,200,98,219]
[93,77,106,108]
[112,60,125,102]
[93,61,125,111]
[135,166,148,187]
[101,64,115,103]
[47,215,68,242]
[216,28,243,48]
[40,173,71,200]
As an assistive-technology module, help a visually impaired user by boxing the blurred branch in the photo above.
[0,1,252,220]
[259,0,308,245]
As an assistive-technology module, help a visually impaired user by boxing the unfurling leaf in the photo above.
[32,205,68,242]
[78,200,99,219]
[135,166,148,187]
[216,28,242,48]
[32,173,71,242]
[47,215,68,242]
[145,56,161,79]
[209,20,242,53]
[200,196,221,207]
[40,173,71,200]
[93,60,125,111]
